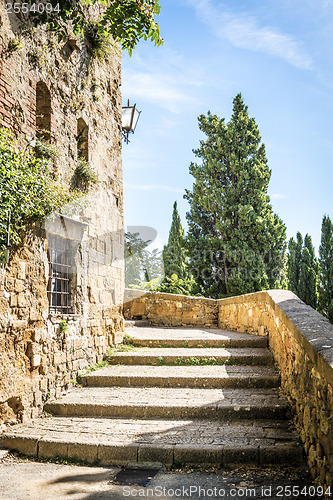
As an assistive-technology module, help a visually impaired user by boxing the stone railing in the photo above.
[123,289,218,327]
[123,288,333,487]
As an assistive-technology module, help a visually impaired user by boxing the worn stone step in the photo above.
[45,387,289,420]
[107,347,273,366]
[81,364,280,389]
[1,416,303,468]
[125,326,268,348]
[124,320,151,328]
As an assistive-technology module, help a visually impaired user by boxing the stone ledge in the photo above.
[218,289,333,488]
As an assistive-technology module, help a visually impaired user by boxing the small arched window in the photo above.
[36,82,51,141]
[77,118,88,161]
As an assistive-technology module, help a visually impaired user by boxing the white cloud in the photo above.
[185,0,313,70]
[318,0,333,7]
[121,46,218,114]
[270,193,288,199]
[125,184,184,193]
[122,70,204,114]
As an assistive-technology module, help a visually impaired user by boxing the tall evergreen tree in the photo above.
[124,232,149,287]
[185,94,286,298]
[318,215,333,322]
[163,201,188,279]
[299,234,318,309]
[125,232,163,288]
[287,232,303,296]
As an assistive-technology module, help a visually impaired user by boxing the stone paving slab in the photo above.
[1,417,303,467]
[45,387,289,420]
[107,347,273,366]
[125,326,268,348]
[82,364,280,389]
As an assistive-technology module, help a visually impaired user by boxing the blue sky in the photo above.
[122,0,333,253]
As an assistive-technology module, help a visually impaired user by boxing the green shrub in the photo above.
[8,39,23,52]
[59,319,68,334]
[0,128,78,246]
[34,139,60,160]
[84,22,112,59]
[75,158,99,186]
[156,274,197,296]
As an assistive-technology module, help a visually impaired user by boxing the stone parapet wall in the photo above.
[123,289,218,327]
[218,290,333,488]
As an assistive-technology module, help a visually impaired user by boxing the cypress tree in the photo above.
[287,232,303,295]
[163,201,188,279]
[318,215,333,322]
[298,234,318,309]
[185,94,286,298]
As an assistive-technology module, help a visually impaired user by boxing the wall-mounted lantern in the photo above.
[122,100,141,144]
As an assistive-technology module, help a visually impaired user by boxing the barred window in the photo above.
[47,234,72,314]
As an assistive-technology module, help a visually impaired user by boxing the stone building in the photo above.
[0,5,125,429]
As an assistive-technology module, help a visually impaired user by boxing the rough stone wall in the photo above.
[124,289,218,327]
[0,7,124,428]
[218,290,333,488]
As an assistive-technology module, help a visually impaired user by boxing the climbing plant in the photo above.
[28,0,163,55]
[74,158,99,188]
[0,128,77,246]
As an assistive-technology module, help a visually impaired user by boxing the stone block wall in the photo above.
[124,289,218,327]
[218,290,333,488]
[0,6,124,429]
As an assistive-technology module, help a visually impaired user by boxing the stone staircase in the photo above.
[1,325,303,468]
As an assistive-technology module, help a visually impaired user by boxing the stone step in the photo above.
[125,320,151,328]
[125,326,268,348]
[81,364,280,389]
[107,347,273,366]
[1,416,303,468]
[45,387,289,420]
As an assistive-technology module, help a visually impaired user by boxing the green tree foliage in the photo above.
[156,274,196,296]
[287,232,303,296]
[299,234,318,309]
[287,232,319,309]
[29,0,163,55]
[143,247,163,282]
[184,94,286,298]
[0,128,76,246]
[163,201,188,280]
[125,231,163,288]
[318,215,333,322]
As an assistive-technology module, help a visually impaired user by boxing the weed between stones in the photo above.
[155,356,234,366]
[77,360,109,383]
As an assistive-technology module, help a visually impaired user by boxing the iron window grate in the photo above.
[47,234,72,314]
